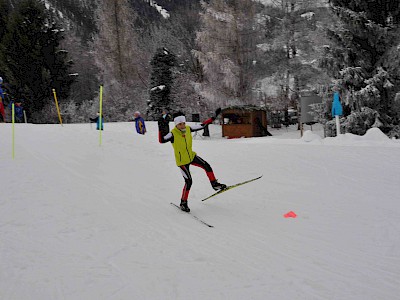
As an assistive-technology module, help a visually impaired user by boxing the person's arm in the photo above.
[135,120,140,133]
[189,124,204,132]
[141,118,146,134]
[160,132,173,143]
[189,117,214,132]
[158,119,173,143]
[142,118,146,133]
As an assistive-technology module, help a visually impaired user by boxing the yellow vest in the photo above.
[171,126,196,166]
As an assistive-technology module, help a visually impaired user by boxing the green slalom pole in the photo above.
[12,103,15,159]
[99,85,103,146]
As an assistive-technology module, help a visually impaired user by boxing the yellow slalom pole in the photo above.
[99,85,103,146]
[12,103,15,159]
[52,88,63,126]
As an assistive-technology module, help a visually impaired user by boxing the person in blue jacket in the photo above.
[90,112,104,130]
[14,100,24,122]
[133,111,146,135]
[7,99,24,122]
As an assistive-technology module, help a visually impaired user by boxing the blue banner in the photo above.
[332,92,343,117]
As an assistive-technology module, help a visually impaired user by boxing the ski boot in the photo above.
[180,200,190,212]
[211,180,227,191]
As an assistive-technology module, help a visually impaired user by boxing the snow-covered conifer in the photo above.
[147,47,176,120]
[321,0,400,135]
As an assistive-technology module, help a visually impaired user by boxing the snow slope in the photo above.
[1,122,399,300]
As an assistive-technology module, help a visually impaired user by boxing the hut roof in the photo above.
[221,105,267,112]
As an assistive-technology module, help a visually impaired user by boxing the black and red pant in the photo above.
[179,155,216,202]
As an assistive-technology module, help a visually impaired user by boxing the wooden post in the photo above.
[99,85,103,146]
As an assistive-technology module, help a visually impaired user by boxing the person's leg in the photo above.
[192,156,226,190]
[0,103,5,122]
[179,164,192,211]
[191,155,215,181]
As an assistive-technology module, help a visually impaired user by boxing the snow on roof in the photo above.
[222,105,267,112]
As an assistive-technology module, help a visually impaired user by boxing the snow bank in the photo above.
[301,130,322,143]
[324,128,395,147]
[228,125,398,148]
[0,122,399,300]
[363,127,390,141]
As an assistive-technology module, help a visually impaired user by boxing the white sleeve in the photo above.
[164,132,173,140]
[190,124,204,132]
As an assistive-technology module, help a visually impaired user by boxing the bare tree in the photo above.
[92,0,150,120]
[193,0,259,107]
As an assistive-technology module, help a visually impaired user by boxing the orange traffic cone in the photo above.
[284,211,297,218]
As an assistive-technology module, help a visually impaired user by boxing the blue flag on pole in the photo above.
[332,92,343,117]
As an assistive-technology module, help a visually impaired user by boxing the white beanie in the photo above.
[174,115,186,125]
[0,77,3,84]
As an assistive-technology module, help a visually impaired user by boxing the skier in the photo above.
[158,112,226,212]
[90,112,104,130]
[133,111,146,135]
[0,77,5,122]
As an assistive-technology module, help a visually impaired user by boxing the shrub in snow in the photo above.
[388,125,400,139]
[325,117,343,137]
[325,107,382,137]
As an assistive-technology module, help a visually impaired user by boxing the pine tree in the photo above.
[0,0,11,77]
[147,47,176,120]
[45,0,97,42]
[0,0,9,42]
[321,0,400,135]
[382,26,400,131]
[1,0,73,121]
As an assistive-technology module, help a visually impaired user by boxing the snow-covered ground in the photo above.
[1,122,399,300]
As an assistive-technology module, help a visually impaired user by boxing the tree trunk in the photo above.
[113,0,123,80]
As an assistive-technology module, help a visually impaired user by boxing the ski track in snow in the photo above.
[1,122,400,299]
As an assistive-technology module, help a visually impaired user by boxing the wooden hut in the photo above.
[221,106,270,138]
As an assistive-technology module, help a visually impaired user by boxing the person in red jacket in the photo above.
[0,77,6,122]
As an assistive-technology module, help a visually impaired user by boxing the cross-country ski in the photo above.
[201,175,263,202]
[170,203,214,228]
